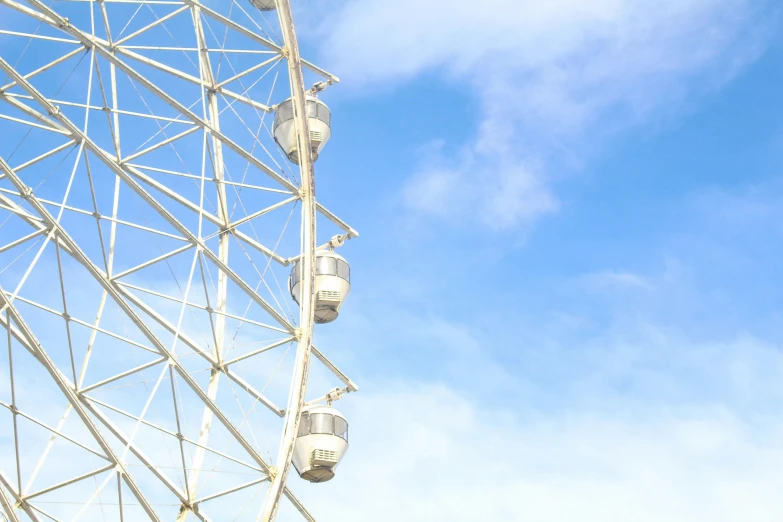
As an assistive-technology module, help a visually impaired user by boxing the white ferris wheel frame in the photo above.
[0,0,359,520]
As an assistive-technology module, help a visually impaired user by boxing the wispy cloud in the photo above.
[318,0,771,230]
[301,380,783,521]
[401,139,558,231]
[581,270,655,291]
[297,274,783,520]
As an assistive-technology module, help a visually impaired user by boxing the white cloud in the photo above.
[401,139,558,231]
[581,270,655,291]
[692,178,783,228]
[290,246,783,521]
[318,0,770,230]
[300,383,783,522]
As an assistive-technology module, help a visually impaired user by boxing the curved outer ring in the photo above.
[259,1,320,520]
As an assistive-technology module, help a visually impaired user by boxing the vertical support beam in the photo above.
[179,6,232,519]
[116,471,124,522]
[259,0,318,520]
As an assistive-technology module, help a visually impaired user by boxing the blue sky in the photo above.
[307,0,783,390]
[285,0,783,519]
[1,0,783,520]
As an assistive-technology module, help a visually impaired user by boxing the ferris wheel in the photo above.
[0,0,359,520]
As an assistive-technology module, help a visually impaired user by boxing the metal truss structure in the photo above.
[0,0,358,520]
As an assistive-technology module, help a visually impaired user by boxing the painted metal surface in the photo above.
[0,1,359,520]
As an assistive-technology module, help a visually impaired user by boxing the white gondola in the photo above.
[293,404,349,483]
[290,249,350,324]
[249,0,276,10]
[273,96,332,164]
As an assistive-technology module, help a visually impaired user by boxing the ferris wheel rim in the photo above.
[0,0,359,520]
[257,0,318,518]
